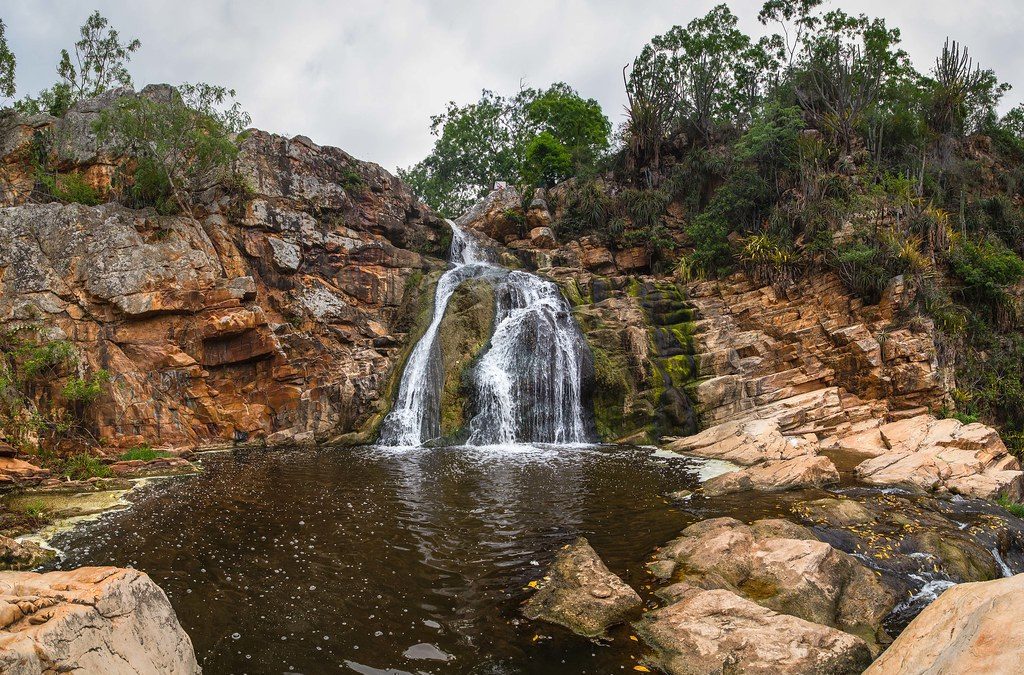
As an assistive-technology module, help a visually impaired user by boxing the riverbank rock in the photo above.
[0,536,53,571]
[635,583,872,675]
[702,455,839,496]
[864,573,1024,674]
[847,415,1024,499]
[0,566,199,674]
[793,492,1023,585]
[523,537,641,638]
[648,517,895,651]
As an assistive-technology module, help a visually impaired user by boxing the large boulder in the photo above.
[648,517,895,651]
[850,415,1024,500]
[523,537,641,637]
[864,573,1024,674]
[0,567,199,674]
[635,584,872,675]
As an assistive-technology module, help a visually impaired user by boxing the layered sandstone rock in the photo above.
[702,454,839,496]
[0,567,199,674]
[864,573,1024,674]
[635,583,872,675]
[648,517,895,651]
[845,415,1024,499]
[0,90,446,450]
[523,537,642,638]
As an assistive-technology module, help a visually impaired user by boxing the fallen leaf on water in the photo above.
[633,667,651,672]
[527,580,539,589]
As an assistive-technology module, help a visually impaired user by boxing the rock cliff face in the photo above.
[0,92,447,450]
[0,566,199,674]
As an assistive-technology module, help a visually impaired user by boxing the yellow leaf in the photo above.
[634,667,652,672]
[527,580,539,589]
[629,635,639,642]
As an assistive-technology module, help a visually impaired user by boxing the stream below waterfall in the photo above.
[44,444,734,674]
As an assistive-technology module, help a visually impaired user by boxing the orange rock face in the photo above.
[0,97,446,450]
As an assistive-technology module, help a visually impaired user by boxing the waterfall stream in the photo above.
[379,222,594,447]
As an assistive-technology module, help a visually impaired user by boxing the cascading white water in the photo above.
[467,271,593,445]
[379,220,594,447]
[378,224,489,446]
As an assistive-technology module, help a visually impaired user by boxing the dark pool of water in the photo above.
[47,444,722,674]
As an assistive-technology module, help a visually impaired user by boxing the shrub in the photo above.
[523,131,574,187]
[48,453,112,480]
[36,170,101,206]
[95,83,250,218]
[947,236,1024,309]
[829,237,908,304]
[62,370,110,404]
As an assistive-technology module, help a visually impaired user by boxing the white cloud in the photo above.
[4,0,1023,171]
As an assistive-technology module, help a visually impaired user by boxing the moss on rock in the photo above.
[438,279,496,439]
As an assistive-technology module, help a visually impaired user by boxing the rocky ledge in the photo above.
[0,567,199,674]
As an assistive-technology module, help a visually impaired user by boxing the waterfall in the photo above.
[379,221,594,447]
[467,271,593,445]
[378,224,489,446]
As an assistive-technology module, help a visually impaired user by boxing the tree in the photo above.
[95,84,250,218]
[400,84,609,217]
[758,0,825,70]
[18,11,140,117]
[623,46,678,181]
[0,18,15,101]
[927,39,1008,136]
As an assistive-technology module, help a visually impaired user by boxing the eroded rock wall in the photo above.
[0,92,447,450]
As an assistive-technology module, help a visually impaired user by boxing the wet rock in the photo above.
[523,537,641,638]
[0,567,199,673]
[0,536,54,571]
[793,492,1023,585]
[702,455,839,496]
[850,415,1023,499]
[664,417,817,466]
[438,279,496,438]
[635,584,872,675]
[649,517,895,651]
[864,574,1024,674]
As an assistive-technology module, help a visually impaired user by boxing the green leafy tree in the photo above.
[0,18,15,101]
[400,84,609,217]
[18,11,140,117]
[758,0,825,70]
[95,83,251,217]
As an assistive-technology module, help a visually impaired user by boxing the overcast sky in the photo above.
[4,1,1023,171]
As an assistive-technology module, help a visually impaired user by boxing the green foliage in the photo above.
[62,370,110,404]
[997,495,1024,519]
[36,170,101,206]
[0,327,106,454]
[118,445,172,462]
[21,500,48,519]
[0,18,15,101]
[947,236,1024,309]
[17,11,140,117]
[523,131,573,187]
[48,453,112,481]
[96,83,250,217]
[400,83,610,217]
[339,167,367,194]
[827,231,914,303]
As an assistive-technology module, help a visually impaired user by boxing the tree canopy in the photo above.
[399,83,610,217]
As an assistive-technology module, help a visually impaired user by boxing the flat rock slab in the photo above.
[0,566,200,674]
[865,573,1024,674]
[850,415,1024,500]
[703,454,839,496]
[523,537,641,638]
[635,584,872,675]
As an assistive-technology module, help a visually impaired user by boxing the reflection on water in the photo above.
[46,444,719,674]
